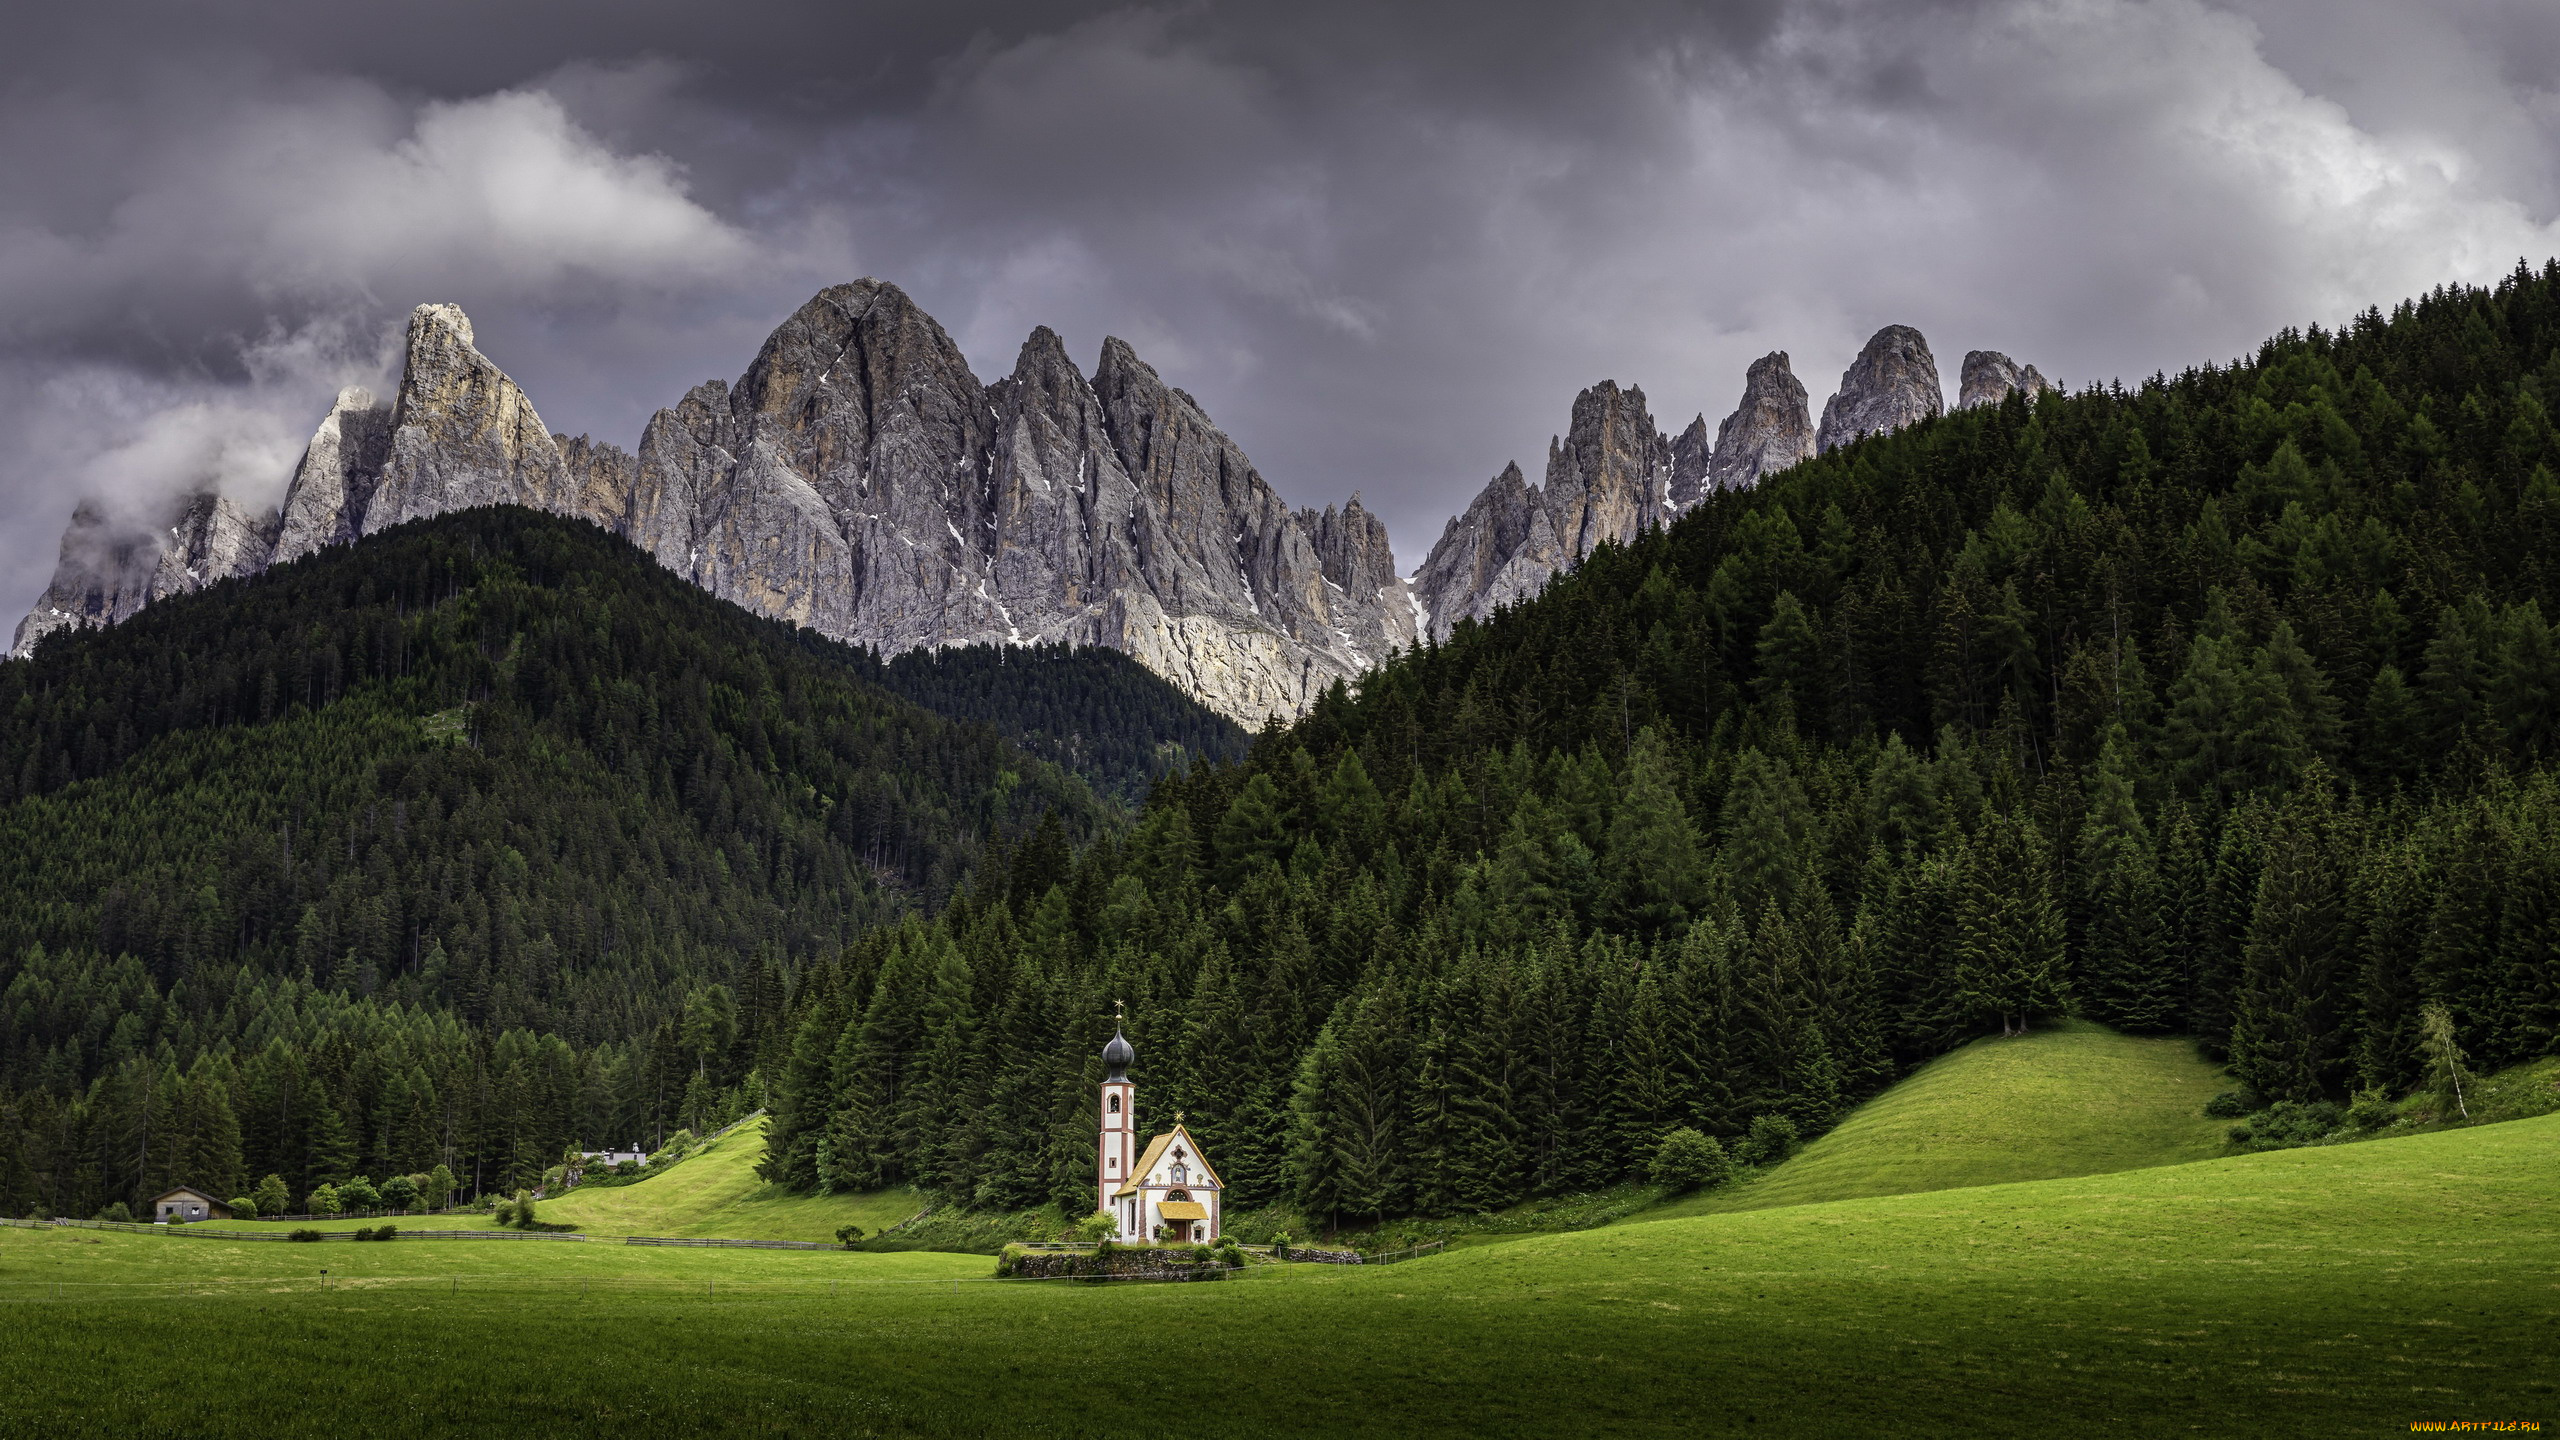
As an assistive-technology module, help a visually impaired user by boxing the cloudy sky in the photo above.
[4,0,2557,620]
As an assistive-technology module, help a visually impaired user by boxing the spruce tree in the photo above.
[1603,729,1705,938]
[1950,810,2068,1036]
[2230,807,2352,1103]
[2076,729,2177,1032]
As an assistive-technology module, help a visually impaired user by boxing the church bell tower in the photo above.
[1097,1011,1137,1222]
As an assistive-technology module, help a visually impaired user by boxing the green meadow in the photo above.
[1649,1018,2234,1220]
[4,1108,2554,1438]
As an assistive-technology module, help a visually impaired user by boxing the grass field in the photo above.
[197,1117,926,1243]
[1646,1018,2231,1222]
[4,1110,2551,1438]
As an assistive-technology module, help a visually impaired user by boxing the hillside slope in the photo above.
[535,1118,921,1241]
[1645,1019,2230,1221]
[876,642,1246,804]
[0,506,1153,1218]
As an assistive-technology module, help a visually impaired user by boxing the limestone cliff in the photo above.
[1815,325,1943,454]
[272,386,391,564]
[1667,415,1714,510]
[1958,350,2054,409]
[1708,352,1816,492]
[1408,380,1674,643]
[14,286,1412,723]
[11,490,275,655]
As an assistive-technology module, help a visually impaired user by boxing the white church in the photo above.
[1096,1022,1223,1243]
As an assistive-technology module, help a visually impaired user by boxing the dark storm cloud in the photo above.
[3,0,2557,619]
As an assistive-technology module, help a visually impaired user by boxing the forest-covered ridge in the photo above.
[0,507,1224,1212]
[875,644,1246,805]
[743,260,2560,1230]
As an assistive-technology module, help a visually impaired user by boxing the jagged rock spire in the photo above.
[1958,350,2054,409]
[1816,325,1943,454]
[1709,352,1816,492]
[15,287,1410,726]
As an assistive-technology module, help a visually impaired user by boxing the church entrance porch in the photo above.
[1157,1198,1208,1243]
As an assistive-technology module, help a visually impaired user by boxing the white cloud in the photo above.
[0,77,753,615]
[4,81,750,326]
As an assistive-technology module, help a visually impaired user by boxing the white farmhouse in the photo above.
[1095,1022,1223,1243]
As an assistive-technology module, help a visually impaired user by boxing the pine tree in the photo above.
[1213,773,1294,886]
[1603,729,1705,938]
[2076,729,2177,1031]
[1317,750,1388,863]
[1754,591,1828,723]
[1950,810,2068,1036]
[1720,748,1818,918]
[2349,843,2430,1092]
[1863,733,1941,856]
[2501,822,2560,1062]
[2230,807,2352,1103]
[2186,809,2266,1051]
[2360,666,2425,788]
[2419,808,2506,1068]
[2163,632,2247,801]
[1286,982,1410,1225]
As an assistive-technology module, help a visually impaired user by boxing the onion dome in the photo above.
[1101,1026,1136,1081]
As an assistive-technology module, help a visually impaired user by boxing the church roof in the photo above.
[1110,1125,1223,1197]
[1157,1201,1208,1221]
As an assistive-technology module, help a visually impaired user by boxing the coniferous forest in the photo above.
[750,262,2560,1226]
[0,511,1231,1211]
[11,265,2560,1227]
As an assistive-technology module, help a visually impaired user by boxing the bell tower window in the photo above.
[1107,1094,1120,1114]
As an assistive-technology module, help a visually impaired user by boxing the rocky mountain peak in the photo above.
[273,386,392,565]
[1817,325,1943,454]
[1408,460,1560,643]
[13,282,2061,721]
[1543,380,1672,559]
[1958,350,2054,409]
[1668,415,1714,510]
[1300,495,1420,654]
[10,486,277,657]
[1708,352,1816,492]
[1408,379,1675,644]
[12,283,1418,723]
[364,302,591,536]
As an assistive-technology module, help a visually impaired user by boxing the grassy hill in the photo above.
[533,1119,923,1241]
[5,1113,2553,1437]
[1645,1019,2230,1222]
